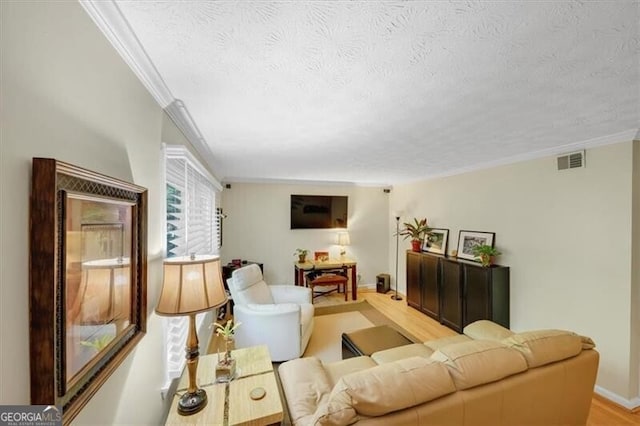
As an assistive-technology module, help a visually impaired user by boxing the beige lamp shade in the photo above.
[337,232,350,246]
[156,255,227,316]
[73,257,131,325]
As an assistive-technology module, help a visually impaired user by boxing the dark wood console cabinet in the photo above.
[406,251,509,333]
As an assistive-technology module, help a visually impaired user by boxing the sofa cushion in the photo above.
[317,356,456,421]
[423,334,471,352]
[463,320,514,341]
[371,343,434,364]
[278,357,333,424]
[501,329,584,368]
[431,340,528,390]
[311,383,357,426]
[324,356,378,387]
[580,335,596,350]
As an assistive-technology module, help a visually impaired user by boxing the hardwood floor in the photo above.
[353,289,639,426]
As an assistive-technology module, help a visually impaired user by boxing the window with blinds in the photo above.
[163,145,221,389]
[166,158,218,257]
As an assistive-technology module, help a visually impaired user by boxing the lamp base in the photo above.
[177,388,207,416]
[390,294,403,301]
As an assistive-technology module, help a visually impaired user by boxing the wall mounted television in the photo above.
[290,195,348,229]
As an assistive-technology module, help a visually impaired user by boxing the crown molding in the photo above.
[80,1,220,178]
[79,0,174,107]
[404,128,640,184]
[164,100,219,175]
[222,176,390,188]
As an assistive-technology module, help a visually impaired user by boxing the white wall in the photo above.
[221,183,390,287]
[390,141,638,406]
[0,2,208,424]
[631,140,640,401]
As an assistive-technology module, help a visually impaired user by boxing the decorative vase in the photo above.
[215,337,236,382]
[411,240,422,252]
[298,254,306,263]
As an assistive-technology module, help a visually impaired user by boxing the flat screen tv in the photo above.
[290,195,348,229]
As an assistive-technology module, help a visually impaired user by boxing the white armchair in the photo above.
[226,264,314,362]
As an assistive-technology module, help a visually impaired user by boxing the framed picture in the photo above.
[456,230,495,261]
[314,251,329,262]
[30,158,147,424]
[422,228,449,255]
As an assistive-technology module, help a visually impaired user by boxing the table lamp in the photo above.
[156,255,227,416]
[73,257,131,333]
[337,232,350,257]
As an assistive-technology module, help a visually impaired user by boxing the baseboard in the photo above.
[594,385,640,411]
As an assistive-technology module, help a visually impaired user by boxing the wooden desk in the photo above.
[294,258,357,301]
[166,345,283,426]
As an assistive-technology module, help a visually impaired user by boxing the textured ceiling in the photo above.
[115,1,639,185]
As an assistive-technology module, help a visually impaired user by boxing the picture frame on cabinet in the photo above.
[422,228,449,255]
[456,230,495,261]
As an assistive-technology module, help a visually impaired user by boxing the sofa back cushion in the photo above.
[463,320,514,341]
[501,329,584,368]
[312,356,456,425]
[431,340,528,390]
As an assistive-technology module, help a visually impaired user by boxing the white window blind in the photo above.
[163,145,221,389]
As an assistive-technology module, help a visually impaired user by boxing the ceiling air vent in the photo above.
[557,150,585,170]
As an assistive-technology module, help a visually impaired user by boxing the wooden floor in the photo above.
[354,289,640,426]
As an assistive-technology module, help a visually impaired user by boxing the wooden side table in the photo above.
[165,345,283,426]
[229,372,282,425]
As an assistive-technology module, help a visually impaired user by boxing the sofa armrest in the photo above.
[270,284,312,304]
[278,357,333,424]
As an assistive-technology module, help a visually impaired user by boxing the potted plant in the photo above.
[211,319,241,382]
[472,245,501,267]
[398,217,431,252]
[294,248,309,263]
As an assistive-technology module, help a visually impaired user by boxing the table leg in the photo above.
[294,266,299,286]
[351,265,357,301]
[295,267,306,286]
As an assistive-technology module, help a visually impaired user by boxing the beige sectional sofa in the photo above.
[278,321,599,426]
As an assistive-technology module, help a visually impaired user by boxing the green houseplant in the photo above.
[398,218,431,252]
[294,248,309,263]
[472,244,501,267]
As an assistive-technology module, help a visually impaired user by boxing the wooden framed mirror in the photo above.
[29,158,147,424]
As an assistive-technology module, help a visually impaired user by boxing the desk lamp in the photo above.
[156,255,227,416]
[337,232,350,258]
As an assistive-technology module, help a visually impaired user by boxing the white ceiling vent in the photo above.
[557,150,585,170]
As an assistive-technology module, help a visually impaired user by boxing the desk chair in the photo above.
[306,267,348,302]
